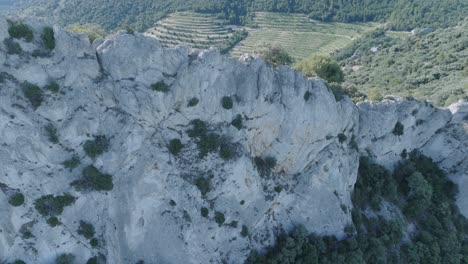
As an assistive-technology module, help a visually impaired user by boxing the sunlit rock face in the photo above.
[0,17,466,264]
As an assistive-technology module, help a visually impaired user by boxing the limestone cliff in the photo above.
[0,18,467,263]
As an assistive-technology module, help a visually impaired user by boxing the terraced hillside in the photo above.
[231,12,377,60]
[145,12,237,50]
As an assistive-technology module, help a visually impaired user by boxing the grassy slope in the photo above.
[336,20,468,106]
[230,12,377,60]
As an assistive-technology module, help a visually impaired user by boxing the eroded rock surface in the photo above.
[0,17,466,263]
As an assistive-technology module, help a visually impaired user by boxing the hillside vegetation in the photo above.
[145,12,239,50]
[230,12,376,60]
[335,19,468,106]
[13,0,468,32]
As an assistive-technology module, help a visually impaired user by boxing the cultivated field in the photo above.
[145,12,237,50]
[230,12,378,60]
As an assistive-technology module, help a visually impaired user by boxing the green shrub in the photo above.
[198,133,220,158]
[151,81,169,92]
[8,23,33,42]
[274,186,282,193]
[404,172,433,218]
[8,193,25,207]
[22,82,44,109]
[62,156,80,171]
[392,121,404,136]
[338,133,347,143]
[3,38,22,55]
[34,194,76,217]
[195,177,211,196]
[168,139,184,156]
[83,135,110,158]
[201,207,209,218]
[254,156,277,176]
[221,96,233,109]
[86,254,106,264]
[77,220,95,239]
[45,123,59,144]
[241,225,249,237]
[219,143,235,160]
[90,238,99,248]
[187,97,199,107]
[71,165,114,191]
[257,44,293,66]
[12,260,26,264]
[296,54,344,83]
[187,119,208,138]
[214,211,225,226]
[55,253,76,264]
[231,114,243,130]
[41,27,55,50]
[368,89,383,101]
[47,216,60,227]
[169,200,176,206]
[44,82,60,93]
[304,91,312,101]
[229,221,238,228]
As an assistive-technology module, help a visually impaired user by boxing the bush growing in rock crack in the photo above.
[41,27,55,50]
[195,177,211,197]
[44,82,60,93]
[221,96,233,109]
[71,165,114,191]
[55,253,76,264]
[45,123,59,144]
[231,114,243,130]
[8,22,33,42]
[254,156,277,176]
[8,192,25,207]
[393,121,404,136]
[3,38,22,55]
[77,220,95,239]
[187,97,199,107]
[241,225,249,237]
[151,81,169,92]
[47,216,60,227]
[219,142,236,160]
[168,139,184,156]
[83,135,110,158]
[22,82,44,109]
[215,211,225,226]
[338,133,347,143]
[34,194,76,217]
[201,207,209,218]
[62,155,81,171]
[86,254,106,264]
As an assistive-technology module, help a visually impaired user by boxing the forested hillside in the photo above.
[13,0,468,32]
[335,19,468,106]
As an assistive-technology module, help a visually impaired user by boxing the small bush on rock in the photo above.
[45,123,59,144]
[3,38,22,55]
[71,165,114,192]
[62,156,80,171]
[55,253,76,264]
[201,207,209,218]
[34,194,76,217]
[168,139,184,156]
[215,211,225,226]
[41,27,55,50]
[195,177,211,197]
[22,82,44,109]
[241,225,249,237]
[338,133,347,143]
[221,96,233,109]
[231,114,243,130]
[393,121,404,136]
[187,97,199,107]
[47,216,60,227]
[44,82,60,93]
[151,81,169,92]
[8,22,33,42]
[8,192,25,207]
[77,220,95,239]
[254,156,277,176]
[83,135,110,158]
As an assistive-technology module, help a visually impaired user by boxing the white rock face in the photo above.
[0,17,466,264]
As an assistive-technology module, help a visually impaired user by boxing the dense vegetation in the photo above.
[15,0,467,31]
[336,19,468,106]
[247,152,468,263]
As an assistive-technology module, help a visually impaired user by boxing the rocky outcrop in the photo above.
[0,17,467,263]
